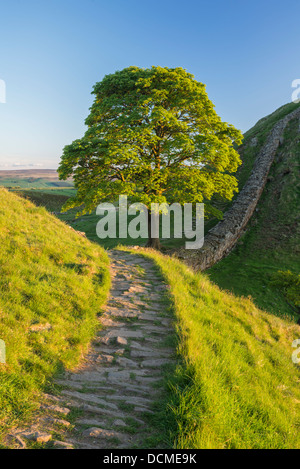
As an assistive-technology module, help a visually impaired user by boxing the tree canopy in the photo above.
[58,66,243,245]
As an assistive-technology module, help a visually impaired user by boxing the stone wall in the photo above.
[177,106,300,271]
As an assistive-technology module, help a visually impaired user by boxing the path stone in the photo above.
[100,318,120,327]
[116,357,137,367]
[77,418,107,427]
[103,330,145,340]
[113,419,127,427]
[116,336,128,345]
[5,250,175,450]
[42,404,71,415]
[131,349,170,358]
[45,417,71,427]
[141,358,172,367]
[96,354,114,364]
[110,310,139,318]
[22,432,52,444]
[82,428,124,440]
[53,441,74,449]
[70,402,127,419]
[61,390,119,409]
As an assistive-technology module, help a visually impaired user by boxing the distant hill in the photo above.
[0,169,73,189]
[0,169,60,179]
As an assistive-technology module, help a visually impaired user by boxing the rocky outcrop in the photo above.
[178,106,300,271]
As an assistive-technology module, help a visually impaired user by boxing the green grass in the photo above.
[12,102,300,323]
[236,101,300,193]
[17,191,188,250]
[209,114,300,320]
[17,190,72,213]
[204,101,300,232]
[0,189,110,440]
[19,188,77,197]
[123,247,300,449]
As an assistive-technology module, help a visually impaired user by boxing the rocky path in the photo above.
[7,250,175,449]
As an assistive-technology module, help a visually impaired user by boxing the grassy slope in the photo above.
[19,192,185,250]
[126,247,300,449]
[0,189,110,439]
[3,103,298,448]
[17,190,71,213]
[209,104,300,320]
[233,101,300,193]
[205,102,300,231]
[14,186,300,448]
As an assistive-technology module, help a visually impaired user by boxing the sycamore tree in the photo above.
[58,66,243,248]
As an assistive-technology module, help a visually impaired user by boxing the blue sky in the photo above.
[0,0,299,170]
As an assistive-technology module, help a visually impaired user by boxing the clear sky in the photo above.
[0,0,299,170]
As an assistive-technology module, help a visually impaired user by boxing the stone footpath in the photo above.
[6,250,175,449]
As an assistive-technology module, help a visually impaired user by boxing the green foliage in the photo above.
[58,66,243,220]
[18,190,70,212]
[0,189,110,439]
[271,271,300,308]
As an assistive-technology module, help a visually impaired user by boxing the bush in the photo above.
[271,270,300,308]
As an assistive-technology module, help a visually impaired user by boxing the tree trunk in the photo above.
[146,211,161,250]
[146,236,162,249]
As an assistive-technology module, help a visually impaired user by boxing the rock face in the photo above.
[177,106,300,271]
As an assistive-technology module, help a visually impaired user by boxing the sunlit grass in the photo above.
[125,247,300,449]
[0,189,110,439]
[209,114,300,319]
